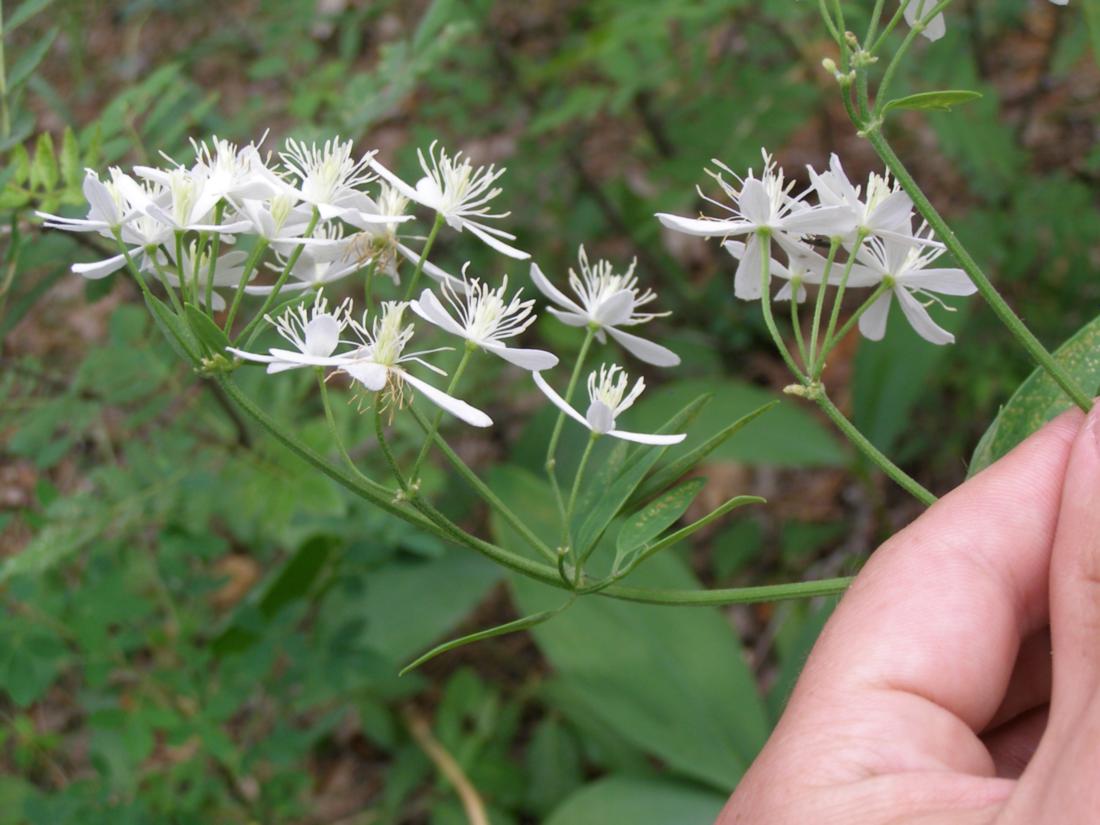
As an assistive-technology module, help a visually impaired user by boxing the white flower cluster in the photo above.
[657,150,976,345]
[904,0,1066,42]
[39,134,684,444]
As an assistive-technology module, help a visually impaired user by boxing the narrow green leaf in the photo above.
[1085,0,1100,65]
[631,401,777,505]
[623,495,764,573]
[184,303,230,356]
[969,312,1100,476]
[884,89,982,113]
[7,27,58,90]
[616,478,704,562]
[32,131,57,191]
[59,126,80,189]
[5,0,56,33]
[400,600,572,675]
[9,143,30,185]
[144,293,200,364]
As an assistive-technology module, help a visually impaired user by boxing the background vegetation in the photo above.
[2,1,1098,822]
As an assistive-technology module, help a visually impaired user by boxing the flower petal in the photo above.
[585,400,615,434]
[595,290,634,327]
[738,179,772,225]
[532,371,590,429]
[655,213,753,238]
[604,325,680,368]
[483,343,559,371]
[896,287,955,345]
[72,253,127,279]
[400,370,493,428]
[858,292,893,341]
[781,204,856,237]
[464,222,530,260]
[901,268,975,296]
[396,242,466,291]
[304,314,341,357]
[367,158,423,204]
[530,262,584,315]
[343,361,389,391]
[733,234,765,300]
[546,307,590,327]
[411,289,466,337]
[607,429,686,445]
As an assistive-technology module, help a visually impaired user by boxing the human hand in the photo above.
[718,406,1100,824]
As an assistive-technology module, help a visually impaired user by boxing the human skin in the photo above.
[717,404,1100,824]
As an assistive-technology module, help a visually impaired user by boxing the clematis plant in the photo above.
[37,0,1095,671]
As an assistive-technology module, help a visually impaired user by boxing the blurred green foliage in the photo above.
[1,0,1098,821]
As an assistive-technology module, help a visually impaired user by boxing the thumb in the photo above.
[1005,400,1100,823]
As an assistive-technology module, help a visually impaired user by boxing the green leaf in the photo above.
[5,0,56,34]
[0,619,68,707]
[969,313,1100,476]
[59,126,80,189]
[399,600,572,675]
[544,776,725,825]
[30,131,56,191]
[631,400,777,504]
[7,27,57,90]
[9,143,30,185]
[184,303,230,356]
[525,718,585,816]
[145,292,200,364]
[491,466,770,791]
[629,379,846,468]
[884,89,982,113]
[616,478,704,563]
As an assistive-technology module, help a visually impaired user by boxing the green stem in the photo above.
[174,232,188,304]
[224,238,269,333]
[148,250,186,315]
[866,0,887,45]
[814,386,937,506]
[403,213,444,301]
[869,0,915,53]
[406,404,558,564]
[600,576,853,606]
[866,130,1092,411]
[409,344,474,482]
[236,208,319,344]
[317,371,379,488]
[757,232,808,383]
[814,231,869,377]
[808,238,841,367]
[204,201,226,310]
[789,281,807,366]
[545,326,597,515]
[823,281,890,353]
[564,434,597,549]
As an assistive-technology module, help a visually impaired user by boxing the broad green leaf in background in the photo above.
[491,465,770,791]
[854,299,968,454]
[969,312,1100,476]
[630,379,846,468]
[884,89,982,113]
[544,775,726,825]
[1085,0,1100,64]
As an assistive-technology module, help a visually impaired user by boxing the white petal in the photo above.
[607,429,686,446]
[733,234,765,300]
[858,292,893,341]
[82,173,118,223]
[604,326,680,368]
[400,370,493,428]
[585,400,615,434]
[395,242,466,291]
[532,371,590,429]
[369,158,423,204]
[867,191,913,233]
[738,179,772,225]
[896,288,955,345]
[901,268,975,296]
[547,307,590,327]
[464,222,529,260]
[595,290,635,327]
[411,289,466,337]
[781,204,856,237]
[655,213,753,238]
[483,343,559,371]
[72,253,127,279]
[343,361,389,391]
[530,262,584,315]
[304,314,341,357]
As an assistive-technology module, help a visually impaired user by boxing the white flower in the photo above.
[344,183,463,289]
[411,270,558,371]
[340,302,492,428]
[227,294,353,372]
[904,0,1066,42]
[853,228,976,345]
[189,135,279,202]
[370,141,529,260]
[246,223,361,295]
[656,151,853,300]
[807,154,915,244]
[164,243,252,310]
[530,247,680,368]
[239,193,315,243]
[134,166,252,234]
[721,240,860,303]
[532,364,686,445]
[36,168,137,237]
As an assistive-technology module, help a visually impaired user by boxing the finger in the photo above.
[1047,403,1100,717]
[984,628,1051,730]
[782,410,1083,773]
